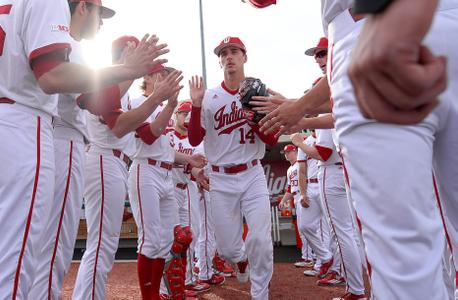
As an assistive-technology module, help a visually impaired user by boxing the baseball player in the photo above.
[279,145,314,268]
[72,40,183,300]
[127,67,207,300]
[0,0,167,297]
[169,101,226,292]
[257,0,458,299]
[28,1,115,299]
[188,36,278,300]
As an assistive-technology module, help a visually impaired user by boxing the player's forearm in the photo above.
[306,101,332,115]
[38,62,142,94]
[149,105,174,137]
[297,144,324,161]
[281,192,294,203]
[174,151,192,165]
[298,114,334,130]
[111,96,162,138]
[296,76,331,115]
[298,162,308,196]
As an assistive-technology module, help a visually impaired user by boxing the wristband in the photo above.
[353,0,392,14]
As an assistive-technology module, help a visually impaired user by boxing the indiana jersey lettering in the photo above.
[200,84,265,165]
[287,163,299,194]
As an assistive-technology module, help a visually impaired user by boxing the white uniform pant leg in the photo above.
[128,163,178,260]
[185,182,201,284]
[197,190,216,281]
[29,137,85,300]
[240,166,273,300]
[318,166,364,295]
[294,200,311,261]
[296,186,332,263]
[72,153,127,300]
[0,108,54,299]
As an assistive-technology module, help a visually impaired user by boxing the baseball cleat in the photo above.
[316,271,346,286]
[185,282,211,293]
[199,274,226,285]
[318,258,333,278]
[303,269,319,277]
[294,259,314,268]
[331,292,367,300]
[235,260,250,283]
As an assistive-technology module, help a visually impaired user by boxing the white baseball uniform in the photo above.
[128,96,178,260]
[73,93,136,300]
[296,135,333,266]
[168,130,203,284]
[195,189,219,281]
[190,82,274,300]
[29,38,88,300]
[315,128,365,295]
[324,0,458,298]
[0,0,71,297]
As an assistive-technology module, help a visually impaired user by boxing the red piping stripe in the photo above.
[340,154,372,278]
[12,117,41,299]
[432,174,456,270]
[91,155,105,300]
[321,167,349,282]
[48,141,73,299]
[137,165,146,254]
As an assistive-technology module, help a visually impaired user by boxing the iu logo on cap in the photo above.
[223,37,231,44]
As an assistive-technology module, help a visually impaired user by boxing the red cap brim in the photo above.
[214,43,246,56]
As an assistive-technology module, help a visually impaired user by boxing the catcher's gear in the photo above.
[238,77,269,124]
[164,226,193,299]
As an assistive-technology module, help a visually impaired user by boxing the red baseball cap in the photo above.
[283,144,297,153]
[69,0,115,19]
[112,35,140,53]
[148,64,175,75]
[214,36,246,56]
[305,37,328,56]
[177,101,192,113]
[243,0,276,8]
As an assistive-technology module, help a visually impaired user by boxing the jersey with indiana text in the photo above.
[200,82,265,166]
[287,162,300,195]
[169,130,204,184]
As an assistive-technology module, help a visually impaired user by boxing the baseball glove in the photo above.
[238,77,269,124]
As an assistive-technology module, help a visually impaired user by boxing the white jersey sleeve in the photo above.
[201,83,266,166]
[0,0,72,115]
[315,128,341,166]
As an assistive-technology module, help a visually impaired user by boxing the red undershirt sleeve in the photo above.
[249,123,279,146]
[315,145,333,161]
[30,48,68,80]
[76,85,121,116]
[188,106,206,146]
[135,122,159,145]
